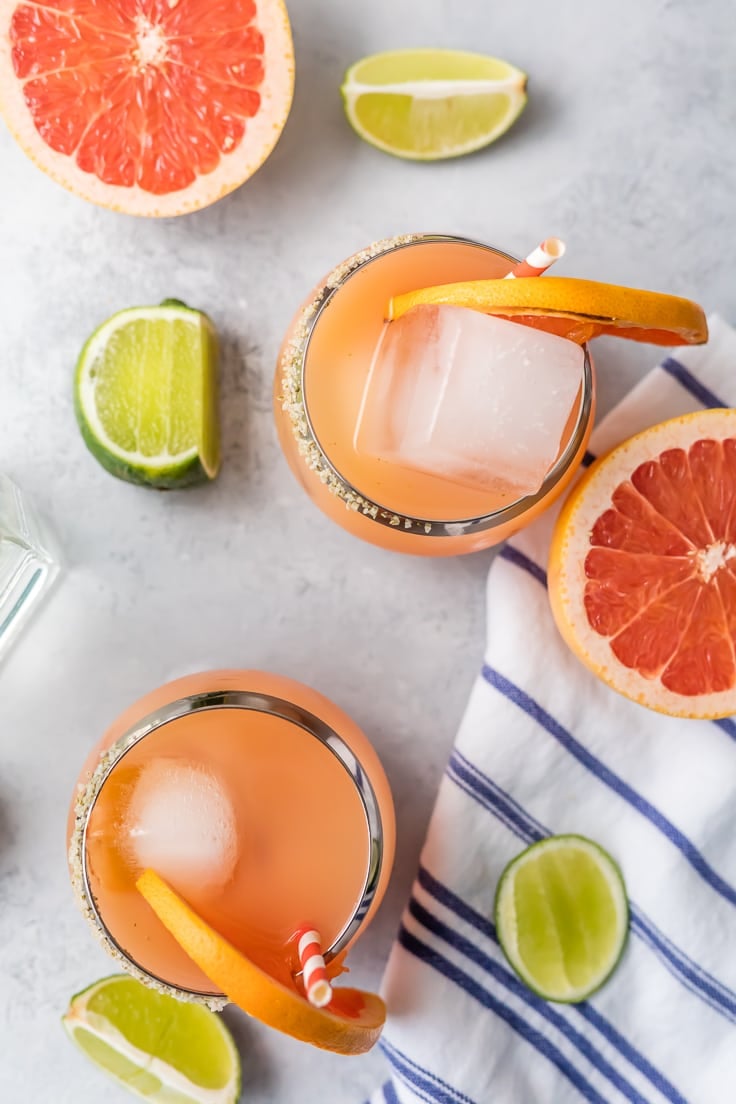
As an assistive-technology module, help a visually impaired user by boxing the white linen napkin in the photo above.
[368,316,736,1104]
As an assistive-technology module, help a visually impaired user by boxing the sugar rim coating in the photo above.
[68,732,227,1011]
[277,233,436,533]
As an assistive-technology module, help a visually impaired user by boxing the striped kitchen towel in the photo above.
[369,315,736,1104]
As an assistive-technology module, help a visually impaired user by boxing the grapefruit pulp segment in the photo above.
[657,582,735,695]
[583,549,696,636]
[715,567,736,645]
[630,449,714,548]
[0,0,294,214]
[549,409,736,717]
[606,577,702,678]
[590,482,694,555]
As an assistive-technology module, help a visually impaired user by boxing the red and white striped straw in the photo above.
[504,237,566,279]
[297,928,333,1008]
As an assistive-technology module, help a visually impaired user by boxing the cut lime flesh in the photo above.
[341,48,527,161]
[62,975,240,1103]
[74,301,220,488]
[495,835,629,1003]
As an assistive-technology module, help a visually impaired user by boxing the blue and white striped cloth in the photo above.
[369,316,736,1104]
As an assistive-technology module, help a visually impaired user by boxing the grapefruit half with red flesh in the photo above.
[0,0,294,215]
[549,409,736,718]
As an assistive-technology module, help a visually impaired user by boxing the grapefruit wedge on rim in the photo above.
[388,277,708,346]
[0,0,294,215]
[549,409,736,719]
[136,869,386,1055]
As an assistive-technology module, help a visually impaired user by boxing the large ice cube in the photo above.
[355,306,584,502]
[123,759,238,895]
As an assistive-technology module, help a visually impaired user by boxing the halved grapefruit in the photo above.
[0,0,294,216]
[549,409,736,718]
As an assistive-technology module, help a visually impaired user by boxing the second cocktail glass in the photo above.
[68,671,395,1016]
[275,234,595,555]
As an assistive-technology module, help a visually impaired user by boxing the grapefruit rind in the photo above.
[388,277,708,346]
[0,0,294,216]
[136,870,386,1056]
[549,409,736,719]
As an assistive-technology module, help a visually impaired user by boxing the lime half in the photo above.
[341,48,527,160]
[495,835,629,1003]
[62,975,240,1103]
[74,299,220,488]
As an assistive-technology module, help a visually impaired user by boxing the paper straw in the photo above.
[504,237,566,279]
[297,928,333,1008]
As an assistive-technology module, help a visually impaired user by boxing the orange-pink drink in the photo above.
[275,234,595,555]
[67,671,395,999]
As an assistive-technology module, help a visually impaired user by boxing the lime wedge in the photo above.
[62,975,240,1103]
[495,835,629,1003]
[74,299,220,488]
[341,48,527,160]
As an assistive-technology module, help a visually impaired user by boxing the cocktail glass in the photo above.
[67,670,395,1006]
[275,234,595,556]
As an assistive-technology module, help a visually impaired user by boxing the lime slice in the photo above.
[341,48,527,160]
[74,299,220,488]
[62,975,240,1103]
[495,835,629,1003]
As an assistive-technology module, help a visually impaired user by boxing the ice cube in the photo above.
[354,306,584,502]
[123,759,238,895]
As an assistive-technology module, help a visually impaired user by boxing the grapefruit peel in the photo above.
[136,869,386,1055]
[388,277,708,347]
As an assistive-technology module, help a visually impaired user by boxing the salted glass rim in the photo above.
[70,689,384,1005]
[294,233,593,538]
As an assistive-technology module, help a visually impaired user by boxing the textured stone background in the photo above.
[1,0,734,1100]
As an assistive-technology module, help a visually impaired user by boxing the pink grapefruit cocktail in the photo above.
[67,671,395,1002]
[275,234,595,556]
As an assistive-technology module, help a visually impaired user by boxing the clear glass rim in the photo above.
[73,689,384,1001]
[297,233,594,538]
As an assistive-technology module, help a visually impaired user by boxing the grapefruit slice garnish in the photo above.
[549,409,736,718]
[136,869,386,1055]
[387,277,708,346]
[0,0,294,215]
